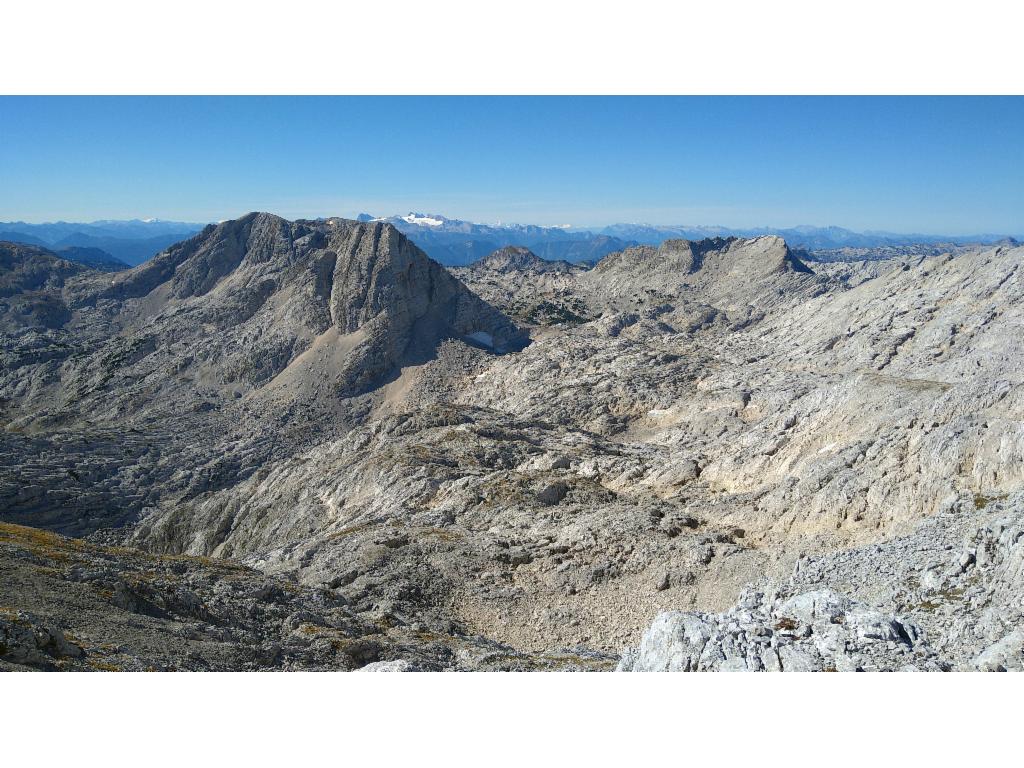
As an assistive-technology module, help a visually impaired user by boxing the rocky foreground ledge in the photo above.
[620,495,1024,672]
[0,522,614,671]
[4,491,1022,671]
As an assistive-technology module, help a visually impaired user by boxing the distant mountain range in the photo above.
[595,223,1020,251]
[371,212,1022,266]
[0,218,205,266]
[373,213,633,265]
[2,214,1020,269]
[52,246,131,272]
[0,231,132,271]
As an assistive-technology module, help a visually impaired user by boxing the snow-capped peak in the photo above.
[400,212,446,227]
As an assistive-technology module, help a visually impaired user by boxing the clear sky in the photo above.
[1,96,1021,234]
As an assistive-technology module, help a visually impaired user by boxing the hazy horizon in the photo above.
[2,211,1020,240]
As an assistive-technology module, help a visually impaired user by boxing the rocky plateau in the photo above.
[2,216,1023,671]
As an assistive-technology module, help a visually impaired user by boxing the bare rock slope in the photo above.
[3,224,1024,671]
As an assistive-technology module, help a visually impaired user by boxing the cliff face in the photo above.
[9,213,524,412]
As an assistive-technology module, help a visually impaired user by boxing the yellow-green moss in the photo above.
[973,492,1007,510]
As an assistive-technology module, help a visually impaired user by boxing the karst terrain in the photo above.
[2,214,1023,671]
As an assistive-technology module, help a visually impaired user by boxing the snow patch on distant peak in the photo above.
[401,213,446,227]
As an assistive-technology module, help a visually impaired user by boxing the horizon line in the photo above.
[2,212,1021,240]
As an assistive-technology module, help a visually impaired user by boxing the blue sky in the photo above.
[1,96,1021,234]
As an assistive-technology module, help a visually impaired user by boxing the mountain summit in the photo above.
[470,246,573,274]
[87,212,525,399]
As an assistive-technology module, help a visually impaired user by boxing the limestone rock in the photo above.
[5,224,1024,671]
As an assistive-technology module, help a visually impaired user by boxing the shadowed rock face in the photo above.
[0,242,91,332]
[0,242,90,292]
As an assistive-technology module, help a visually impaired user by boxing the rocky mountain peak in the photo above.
[593,235,811,276]
[471,245,573,274]
[98,212,524,350]
[725,234,814,275]
[0,241,94,331]
[6,213,526,431]
[1,241,90,288]
[582,235,820,313]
